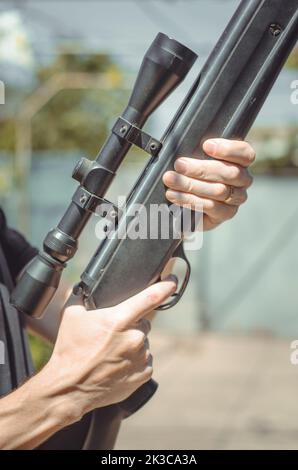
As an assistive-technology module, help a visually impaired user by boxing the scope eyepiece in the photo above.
[11,253,64,318]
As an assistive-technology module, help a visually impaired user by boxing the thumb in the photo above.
[113,275,177,327]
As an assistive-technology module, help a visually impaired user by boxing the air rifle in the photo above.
[11,0,298,449]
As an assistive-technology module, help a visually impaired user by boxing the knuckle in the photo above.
[245,172,253,188]
[215,184,228,199]
[230,189,248,206]
[228,165,241,181]
[143,365,153,381]
[247,146,256,164]
[122,357,133,371]
[93,312,116,333]
[196,165,206,180]
[110,313,126,331]
[130,330,146,350]
[227,205,238,219]
[146,290,161,306]
[189,194,202,212]
[207,203,220,220]
[186,194,195,207]
[186,177,194,194]
[241,190,248,203]
[206,199,217,212]
[212,206,222,220]
[167,190,182,205]
[209,200,235,222]
[139,350,151,368]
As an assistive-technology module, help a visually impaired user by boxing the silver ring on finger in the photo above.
[224,185,235,204]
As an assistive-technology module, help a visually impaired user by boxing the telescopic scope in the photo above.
[11,33,197,318]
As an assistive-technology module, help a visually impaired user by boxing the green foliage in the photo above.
[31,86,128,156]
[0,50,128,157]
[32,52,127,156]
[0,119,15,152]
[37,51,114,82]
[250,128,298,176]
[29,334,53,372]
[32,53,127,156]
[287,47,298,69]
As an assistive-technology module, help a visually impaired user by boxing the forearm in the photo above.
[0,361,80,449]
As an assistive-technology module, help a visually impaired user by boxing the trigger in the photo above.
[157,242,191,311]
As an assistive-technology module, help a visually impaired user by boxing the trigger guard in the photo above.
[156,243,191,311]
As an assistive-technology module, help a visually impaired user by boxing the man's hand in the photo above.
[163,138,255,231]
[48,276,177,418]
[0,277,176,449]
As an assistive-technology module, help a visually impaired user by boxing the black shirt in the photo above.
[0,209,36,395]
[0,209,38,284]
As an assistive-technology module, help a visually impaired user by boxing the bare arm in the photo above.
[0,361,79,449]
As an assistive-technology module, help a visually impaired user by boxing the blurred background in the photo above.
[0,0,298,450]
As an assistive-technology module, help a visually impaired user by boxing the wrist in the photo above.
[0,359,85,449]
[34,358,85,428]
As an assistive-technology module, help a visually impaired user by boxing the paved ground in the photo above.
[116,332,298,450]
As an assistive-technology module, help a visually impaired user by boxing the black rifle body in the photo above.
[12,0,298,450]
[82,0,298,309]
[78,0,298,450]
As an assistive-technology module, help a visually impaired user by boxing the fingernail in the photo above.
[174,158,187,173]
[164,274,178,285]
[204,139,217,156]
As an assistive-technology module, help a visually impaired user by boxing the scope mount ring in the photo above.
[112,117,162,156]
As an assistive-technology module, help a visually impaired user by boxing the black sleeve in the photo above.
[0,209,38,282]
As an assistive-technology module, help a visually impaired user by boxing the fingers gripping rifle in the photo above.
[12,0,298,449]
